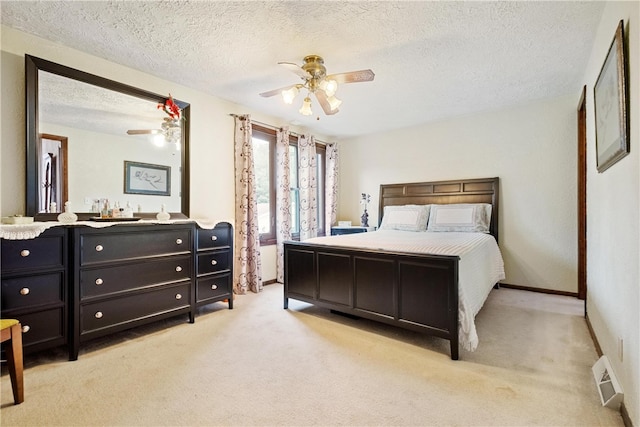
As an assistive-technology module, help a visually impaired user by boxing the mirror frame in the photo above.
[25,55,190,220]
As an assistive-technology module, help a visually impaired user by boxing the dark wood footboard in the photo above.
[284,241,460,360]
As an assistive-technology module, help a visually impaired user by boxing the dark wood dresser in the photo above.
[1,227,68,355]
[70,223,196,360]
[1,221,233,361]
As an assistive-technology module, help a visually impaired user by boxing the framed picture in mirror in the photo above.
[124,161,171,196]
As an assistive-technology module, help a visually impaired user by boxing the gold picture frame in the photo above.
[594,20,629,173]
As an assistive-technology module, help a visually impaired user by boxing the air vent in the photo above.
[592,355,623,408]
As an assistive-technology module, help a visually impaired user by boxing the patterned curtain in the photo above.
[325,142,339,231]
[233,115,263,294]
[298,134,318,240]
[275,127,292,283]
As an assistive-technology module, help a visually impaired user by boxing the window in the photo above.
[251,125,326,245]
[251,127,276,244]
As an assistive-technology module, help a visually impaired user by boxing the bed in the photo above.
[283,177,505,360]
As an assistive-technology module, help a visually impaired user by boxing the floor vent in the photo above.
[592,355,623,408]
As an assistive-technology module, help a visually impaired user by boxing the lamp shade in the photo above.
[327,95,342,111]
[299,97,313,116]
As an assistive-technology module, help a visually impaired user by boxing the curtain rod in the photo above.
[228,113,328,144]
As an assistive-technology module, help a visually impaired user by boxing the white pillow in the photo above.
[379,205,430,232]
[427,203,492,233]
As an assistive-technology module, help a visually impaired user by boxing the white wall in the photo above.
[339,94,579,294]
[582,3,639,425]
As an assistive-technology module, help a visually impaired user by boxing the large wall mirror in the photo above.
[25,55,190,220]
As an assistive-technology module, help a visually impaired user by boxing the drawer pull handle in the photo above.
[22,325,30,333]
[20,287,30,295]
[175,266,183,272]
[176,238,183,245]
[95,245,104,252]
[175,293,182,300]
[95,311,103,319]
[20,249,30,257]
[211,235,218,241]
[211,260,218,266]
[211,284,218,290]
[95,278,104,285]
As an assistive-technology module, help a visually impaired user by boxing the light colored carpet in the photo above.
[1,284,623,426]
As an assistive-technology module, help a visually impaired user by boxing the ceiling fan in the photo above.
[127,117,181,143]
[259,55,375,116]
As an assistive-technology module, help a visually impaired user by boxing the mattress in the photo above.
[303,230,506,351]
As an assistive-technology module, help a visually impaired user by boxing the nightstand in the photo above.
[330,226,376,236]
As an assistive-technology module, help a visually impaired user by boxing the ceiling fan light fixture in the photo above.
[262,55,375,117]
[153,134,165,146]
[320,79,338,97]
[327,95,342,111]
[299,96,313,116]
[281,86,299,104]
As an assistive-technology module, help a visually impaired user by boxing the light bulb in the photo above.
[281,86,299,104]
[299,97,313,116]
[324,79,338,97]
[319,79,338,97]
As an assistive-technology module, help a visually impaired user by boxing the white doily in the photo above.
[0,218,229,240]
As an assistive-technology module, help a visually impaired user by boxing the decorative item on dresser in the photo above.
[360,193,371,227]
[57,201,78,223]
[1,227,68,356]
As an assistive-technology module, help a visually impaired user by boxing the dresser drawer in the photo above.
[197,250,230,275]
[79,227,192,265]
[1,231,65,271]
[1,272,64,310]
[197,273,232,303]
[197,225,231,250]
[80,282,191,334]
[80,255,192,299]
[15,307,65,349]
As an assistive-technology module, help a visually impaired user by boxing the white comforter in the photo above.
[303,230,506,352]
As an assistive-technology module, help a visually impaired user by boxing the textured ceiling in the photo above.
[1,1,605,138]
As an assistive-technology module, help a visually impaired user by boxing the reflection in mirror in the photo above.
[25,55,190,219]
[39,133,68,212]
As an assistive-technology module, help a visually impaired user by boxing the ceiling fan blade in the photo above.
[315,90,338,116]
[259,84,301,98]
[278,61,310,79]
[127,129,161,135]
[327,69,375,84]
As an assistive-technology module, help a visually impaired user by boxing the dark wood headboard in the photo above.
[378,177,500,242]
